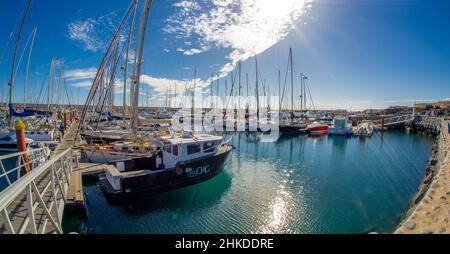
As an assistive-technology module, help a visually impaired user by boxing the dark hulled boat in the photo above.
[99,131,233,200]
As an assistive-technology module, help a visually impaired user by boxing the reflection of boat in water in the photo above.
[307,122,329,136]
[99,130,233,200]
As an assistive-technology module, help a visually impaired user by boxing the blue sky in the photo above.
[0,0,449,110]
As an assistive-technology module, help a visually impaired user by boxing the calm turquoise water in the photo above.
[62,131,434,234]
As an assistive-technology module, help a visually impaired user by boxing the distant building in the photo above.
[364,109,383,115]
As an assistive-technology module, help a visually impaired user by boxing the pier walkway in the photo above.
[372,114,415,129]
[0,122,81,234]
[396,119,450,234]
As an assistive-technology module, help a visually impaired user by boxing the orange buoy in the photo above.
[15,119,31,174]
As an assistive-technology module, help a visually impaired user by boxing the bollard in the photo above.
[381,117,385,132]
[15,119,31,174]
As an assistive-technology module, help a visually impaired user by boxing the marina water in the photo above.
[63,131,434,234]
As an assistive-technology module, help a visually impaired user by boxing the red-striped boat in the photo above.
[307,122,329,136]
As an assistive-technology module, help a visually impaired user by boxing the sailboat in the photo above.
[279,48,306,135]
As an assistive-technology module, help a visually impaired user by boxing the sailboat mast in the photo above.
[131,0,153,136]
[278,70,281,112]
[24,27,37,108]
[191,67,197,130]
[8,0,32,127]
[210,75,213,109]
[48,57,55,111]
[255,56,260,122]
[238,61,241,110]
[303,75,307,110]
[123,0,138,116]
[290,48,294,119]
[300,73,303,111]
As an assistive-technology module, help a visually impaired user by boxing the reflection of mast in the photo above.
[8,0,32,128]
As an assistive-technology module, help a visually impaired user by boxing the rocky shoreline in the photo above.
[395,118,449,234]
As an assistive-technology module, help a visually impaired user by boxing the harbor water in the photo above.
[62,131,434,234]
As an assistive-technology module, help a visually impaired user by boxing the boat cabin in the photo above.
[159,130,223,169]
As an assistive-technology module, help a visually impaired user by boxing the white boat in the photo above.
[25,129,55,142]
[0,133,35,152]
[307,122,329,136]
[353,122,374,137]
[81,140,161,164]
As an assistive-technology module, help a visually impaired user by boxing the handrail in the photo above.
[0,148,71,211]
[0,148,42,161]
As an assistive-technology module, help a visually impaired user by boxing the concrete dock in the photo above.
[396,119,450,234]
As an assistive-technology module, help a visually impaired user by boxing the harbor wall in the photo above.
[395,118,449,234]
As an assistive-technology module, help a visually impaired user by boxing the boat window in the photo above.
[187,144,201,155]
[164,145,172,154]
[172,145,179,156]
[203,141,217,153]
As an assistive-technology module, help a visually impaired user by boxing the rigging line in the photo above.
[36,72,49,105]
[225,67,238,109]
[305,80,315,111]
[77,0,137,138]
[13,27,34,78]
[63,75,72,107]
[0,5,24,66]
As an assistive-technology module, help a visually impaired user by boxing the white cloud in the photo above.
[65,67,97,81]
[67,11,118,52]
[72,81,93,88]
[165,0,313,77]
[140,74,209,95]
[182,46,209,55]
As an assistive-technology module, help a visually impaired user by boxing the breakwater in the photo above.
[396,118,450,234]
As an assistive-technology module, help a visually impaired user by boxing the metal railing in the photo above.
[0,148,76,234]
[0,148,50,191]
[372,114,415,128]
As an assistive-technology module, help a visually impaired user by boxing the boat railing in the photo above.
[0,148,75,234]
